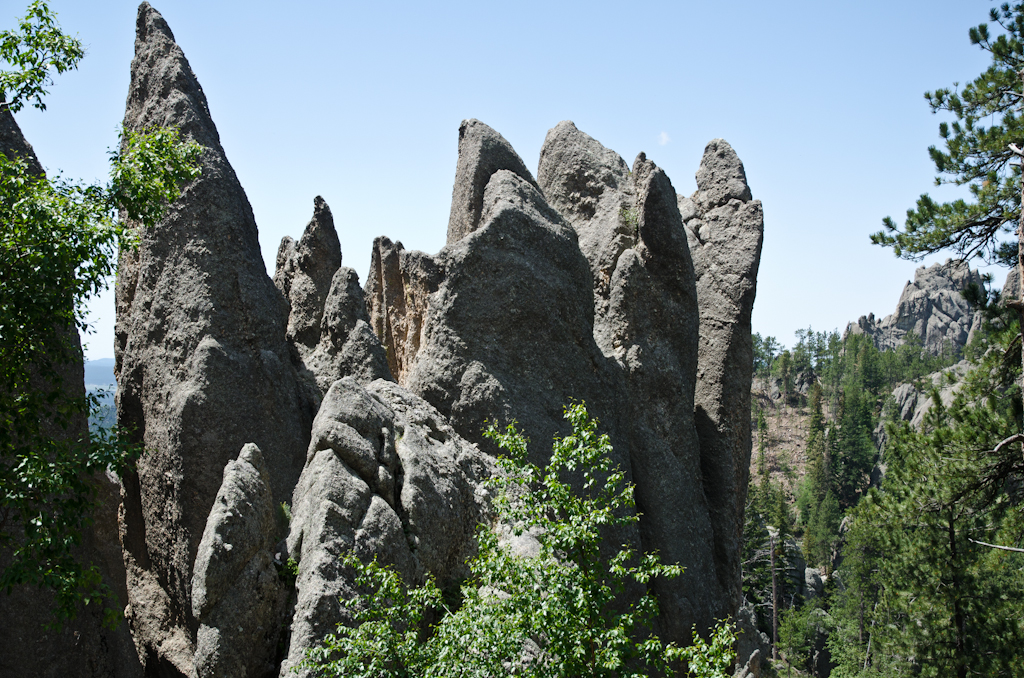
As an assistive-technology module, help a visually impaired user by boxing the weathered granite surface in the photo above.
[847,259,984,356]
[114,4,310,672]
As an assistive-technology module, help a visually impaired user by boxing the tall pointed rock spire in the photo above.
[115,4,310,674]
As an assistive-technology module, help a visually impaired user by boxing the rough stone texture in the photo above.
[192,444,287,678]
[365,237,441,384]
[847,259,984,356]
[114,5,310,673]
[889,360,969,431]
[0,105,143,678]
[302,267,392,391]
[446,118,539,245]
[682,139,764,616]
[281,378,492,676]
[274,196,342,355]
[537,120,636,333]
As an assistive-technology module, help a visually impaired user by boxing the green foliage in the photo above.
[0,1,83,113]
[0,1,201,623]
[871,4,1024,265]
[303,403,736,678]
[828,351,1024,676]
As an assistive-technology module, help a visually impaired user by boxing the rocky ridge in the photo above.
[847,259,984,356]
[8,3,764,677]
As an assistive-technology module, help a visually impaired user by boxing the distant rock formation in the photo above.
[0,4,771,677]
[847,259,983,356]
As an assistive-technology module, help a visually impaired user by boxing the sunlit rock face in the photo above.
[107,5,764,677]
[847,259,984,356]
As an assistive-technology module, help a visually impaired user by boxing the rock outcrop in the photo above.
[114,4,311,671]
[364,119,763,644]
[275,198,391,396]
[0,102,142,678]
[681,139,764,616]
[192,444,288,678]
[281,378,492,675]
[446,118,539,245]
[97,7,764,676]
[847,259,984,356]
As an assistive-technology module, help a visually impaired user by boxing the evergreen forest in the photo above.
[745,282,1024,676]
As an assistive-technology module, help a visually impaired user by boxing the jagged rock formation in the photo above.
[367,119,763,645]
[0,103,143,678]
[847,259,983,356]
[274,196,342,354]
[681,139,764,616]
[281,378,492,675]
[446,119,540,244]
[1004,265,1020,302]
[86,5,764,676]
[114,4,311,672]
[276,198,391,396]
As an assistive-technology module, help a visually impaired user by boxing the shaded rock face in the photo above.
[281,378,492,676]
[681,139,764,616]
[191,444,288,678]
[114,4,310,672]
[0,107,142,678]
[847,259,983,356]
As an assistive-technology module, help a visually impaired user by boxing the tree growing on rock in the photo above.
[0,0,201,621]
[304,403,737,678]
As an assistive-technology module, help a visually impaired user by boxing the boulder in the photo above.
[192,444,289,678]
[682,139,764,615]
[281,378,492,676]
[114,4,310,672]
[446,118,539,244]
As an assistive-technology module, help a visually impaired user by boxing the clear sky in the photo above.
[7,0,1012,360]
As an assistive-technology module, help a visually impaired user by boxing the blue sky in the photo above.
[7,0,1010,360]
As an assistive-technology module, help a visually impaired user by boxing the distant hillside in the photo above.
[85,359,116,431]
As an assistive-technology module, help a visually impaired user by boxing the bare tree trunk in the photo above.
[771,532,779,661]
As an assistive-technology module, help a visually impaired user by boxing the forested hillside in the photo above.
[745,277,1023,676]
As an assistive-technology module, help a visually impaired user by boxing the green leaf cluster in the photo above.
[0,1,201,623]
[872,4,1024,265]
[303,403,736,678]
[0,0,83,113]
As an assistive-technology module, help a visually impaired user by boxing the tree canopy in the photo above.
[0,0,201,622]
